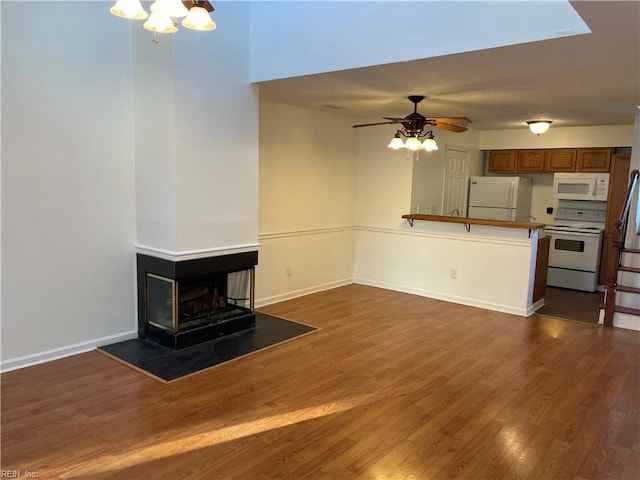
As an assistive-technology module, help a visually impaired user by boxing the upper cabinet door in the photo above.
[516,150,546,172]
[488,150,516,173]
[577,148,612,172]
[545,149,577,172]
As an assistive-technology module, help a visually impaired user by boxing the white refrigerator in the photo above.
[467,176,533,222]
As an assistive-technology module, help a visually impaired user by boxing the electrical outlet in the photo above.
[286,267,292,277]
[450,268,457,279]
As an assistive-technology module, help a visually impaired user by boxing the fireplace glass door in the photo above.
[146,268,254,334]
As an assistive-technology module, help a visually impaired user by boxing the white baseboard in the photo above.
[0,330,138,373]
[255,279,353,308]
[354,277,531,317]
[528,298,546,316]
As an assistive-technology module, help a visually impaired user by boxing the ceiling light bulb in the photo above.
[527,120,552,135]
[110,0,148,19]
[182,6,217,31]
[143,12,178,33]
[150,0,188,18]
[405,137,423,151]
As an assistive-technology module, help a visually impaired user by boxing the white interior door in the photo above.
[442,147,470,216]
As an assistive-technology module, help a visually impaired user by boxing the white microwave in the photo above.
[553,173,609,201]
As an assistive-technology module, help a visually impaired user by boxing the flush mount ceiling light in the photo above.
[110,0,216,40]
[527,120,552,135]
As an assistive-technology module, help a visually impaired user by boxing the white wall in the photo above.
[1,2,137,367]
[133,3,258,255]
[353,125,539,316]
[479,125,634,150]
[408,128,483,215]
[256,106,543,316]
[174,3,258,253]
[256,100,357,305]
[249,1,588,82]
[354,224,538,316]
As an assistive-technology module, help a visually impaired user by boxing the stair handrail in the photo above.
[614,169,640,263]
[604,169,639,326]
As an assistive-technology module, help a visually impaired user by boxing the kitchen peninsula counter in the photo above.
[390,213,549,316]
[401,213,546,232]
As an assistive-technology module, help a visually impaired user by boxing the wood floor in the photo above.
[537,286,604,324]
[2,284,639,479]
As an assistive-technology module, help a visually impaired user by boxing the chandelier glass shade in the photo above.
[151,0,188,18]
[182,6,217,30]
[144,12,178,33]
[110,0,216,34]
[110,0,148,19]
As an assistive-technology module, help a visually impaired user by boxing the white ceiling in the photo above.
[256,1,640,131]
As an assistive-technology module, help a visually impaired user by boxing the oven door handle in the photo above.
[545,231,601,238]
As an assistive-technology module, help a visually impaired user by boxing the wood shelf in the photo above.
[402,214,546,232]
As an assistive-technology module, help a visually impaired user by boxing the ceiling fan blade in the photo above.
[352,121,402,128]
[434,123,467,133]
[434,122,468,133]
[430,117,472,124]
[382,116,408,121]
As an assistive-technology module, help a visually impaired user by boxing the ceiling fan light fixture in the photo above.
[527,120,552,135]
[111,0,217,40]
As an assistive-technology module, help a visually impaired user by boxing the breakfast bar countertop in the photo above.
[401,213,547,231]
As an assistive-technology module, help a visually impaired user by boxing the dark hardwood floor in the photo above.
[537,286,605,324]
[2,284,639,479]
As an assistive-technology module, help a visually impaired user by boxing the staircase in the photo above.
[602,170,640,330]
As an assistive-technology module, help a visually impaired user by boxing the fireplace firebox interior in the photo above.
[137,252,258,349]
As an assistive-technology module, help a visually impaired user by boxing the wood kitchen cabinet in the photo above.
[599,153,631,284]
[487,150,516,172]
[488,148,614,173]
[516,150,546,172]
[577,148,612,172]
[545,149,577,172]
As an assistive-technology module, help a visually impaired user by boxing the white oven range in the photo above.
[544,201,606,292]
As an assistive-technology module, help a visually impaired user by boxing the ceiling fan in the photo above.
[352,95,472,135]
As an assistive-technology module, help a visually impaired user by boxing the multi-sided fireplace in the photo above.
[136,251,258,349]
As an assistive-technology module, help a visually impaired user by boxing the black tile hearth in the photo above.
[98,313,317,382]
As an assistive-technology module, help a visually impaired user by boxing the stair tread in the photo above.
[616,285,640,294]
[619,266,640,273]
[615,305,640,316]
[623,248,640,254]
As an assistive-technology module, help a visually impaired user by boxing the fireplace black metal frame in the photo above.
[136,251,258,350]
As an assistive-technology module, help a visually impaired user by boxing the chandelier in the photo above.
[110,0,216,34]
[388,129,438,152]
